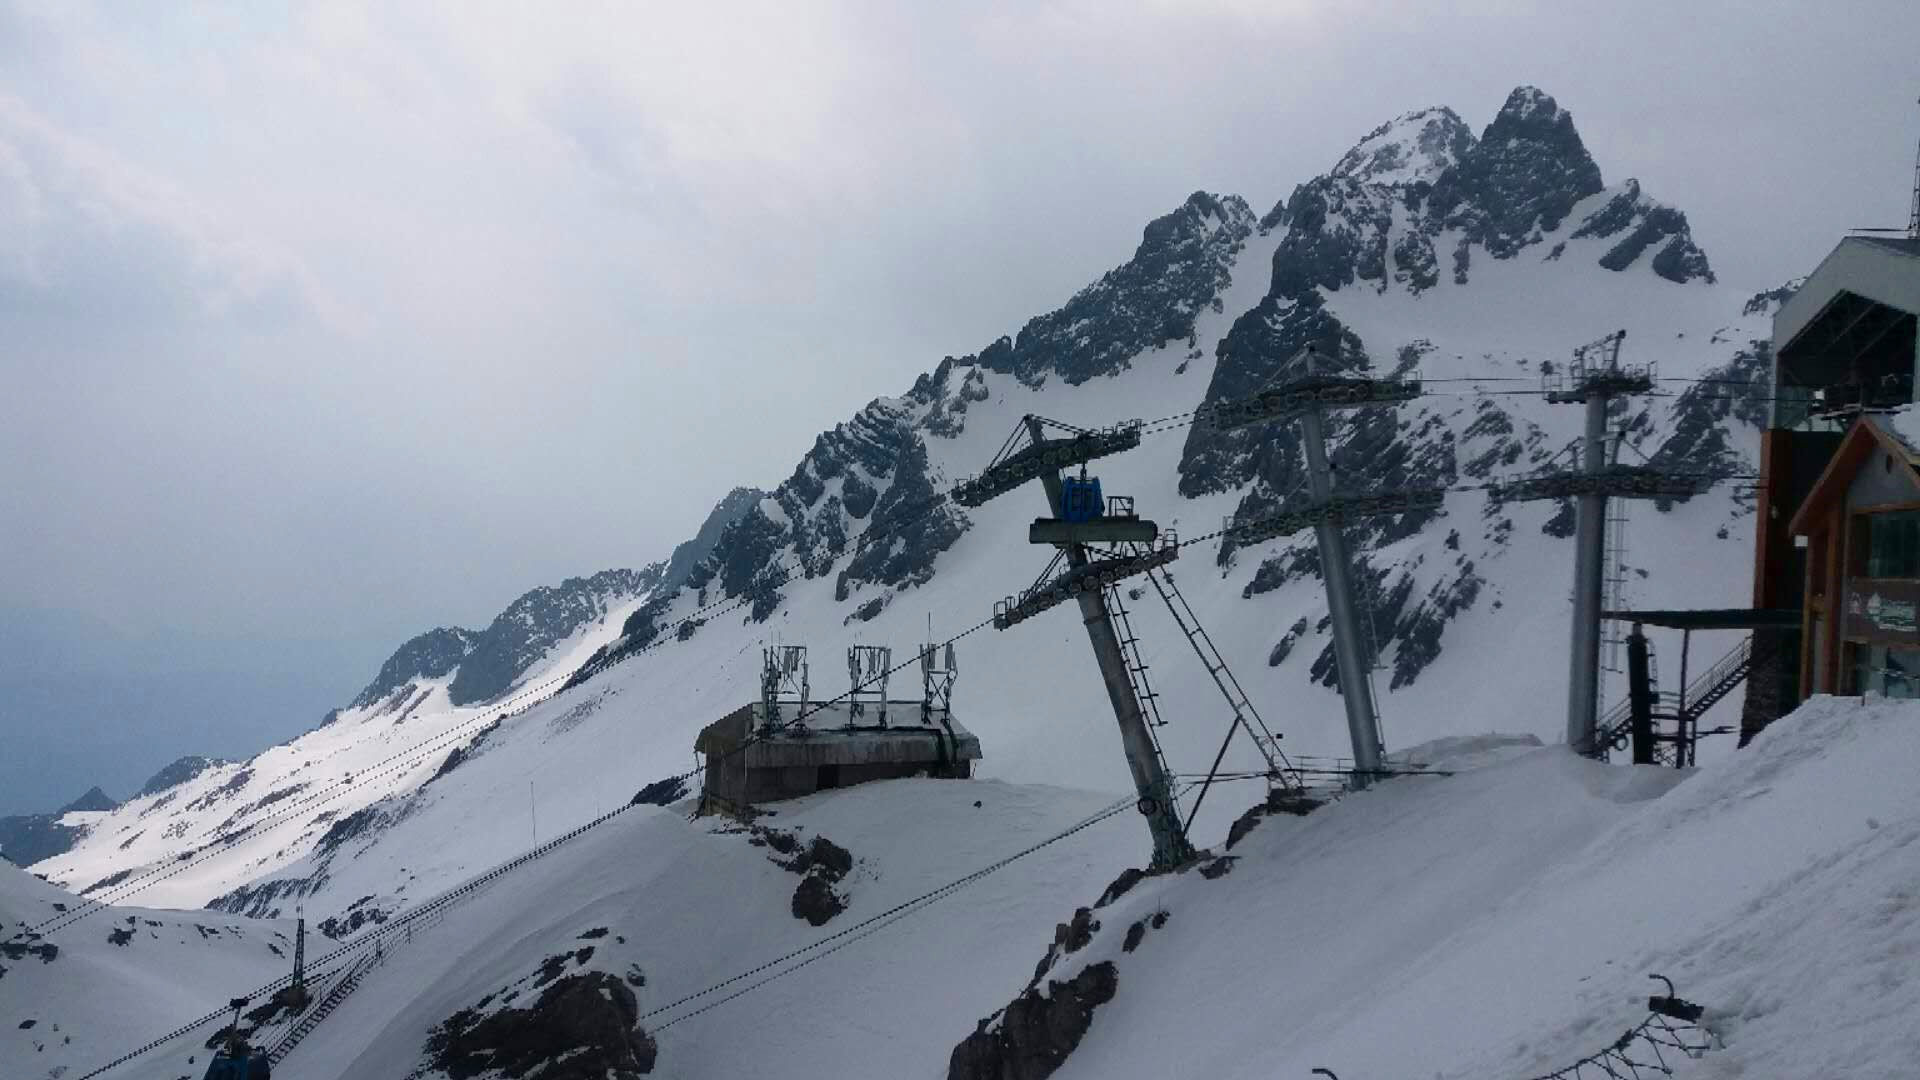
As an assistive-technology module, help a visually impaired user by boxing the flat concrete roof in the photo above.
[696,700,983,766]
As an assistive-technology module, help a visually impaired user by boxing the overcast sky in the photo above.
[3,0,1916,814]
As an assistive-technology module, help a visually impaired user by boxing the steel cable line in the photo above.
[642,786,1169,1032]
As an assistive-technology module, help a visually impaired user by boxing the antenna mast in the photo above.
[1909,96,1920,240]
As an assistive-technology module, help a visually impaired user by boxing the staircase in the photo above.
[1597,633,1768,763]
[1675,636,1757,726]
[267,948,377,1064]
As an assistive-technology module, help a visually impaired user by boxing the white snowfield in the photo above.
[11,693,1914,1079]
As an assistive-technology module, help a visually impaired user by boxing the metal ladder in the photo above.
[1139,565,1296,785]
[267,948,378,1064]
[1106,582,1169,729]
[1103,583,1183,801]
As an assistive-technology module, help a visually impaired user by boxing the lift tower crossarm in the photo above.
[1226,488,1449,547]
[1486,466,1715,502]
[1209,374,1422,431]
[952,419,1143,508]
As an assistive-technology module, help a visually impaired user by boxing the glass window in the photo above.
[1867,512,1920,578]
[1852,642,1920,698]
[1887,647,1920,699]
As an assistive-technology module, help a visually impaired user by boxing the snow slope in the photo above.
[43,691,1919,1079]
[0,864,294,1080]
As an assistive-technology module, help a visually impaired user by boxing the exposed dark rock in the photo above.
[1645,338,1772,506]
[425,972,656,1079]
[1426,86,1605,261]
[1268,617,1310,667]
[791,875,845,927]
[1226,787,1327,852]
[351,627,478,709]
[61,787,118,813]
[1121,921,1147,954]
[318,894,392,940]
[661,487,762,592]
[971,192,1255,386]
[1572,181,1714,283]
[1093,868,1147,910]
[206,874,319,920]
[79,868,132,895]
[313,805,391,858]
[107,927,133,946]
[185,768,255,813]
[1541,499,1577,537]
[0,813,87,867]
[835,437,969,598]
[1198,856,1236,880]
[0,942,56,963]
[1744,281,1801,316]
[1056,908,1099,956]
[629,776,690,807]
[946,961,1118,1080]
[425,719,505,789]
[448,568,662,706]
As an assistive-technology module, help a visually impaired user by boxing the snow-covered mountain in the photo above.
[8,86,1859,1080]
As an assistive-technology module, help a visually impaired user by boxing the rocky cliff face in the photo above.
[974,192,1257,387]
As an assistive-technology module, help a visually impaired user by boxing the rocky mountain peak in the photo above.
[1428,85,1604,260]
[60,786,118,814]
[1330,106,1476,187]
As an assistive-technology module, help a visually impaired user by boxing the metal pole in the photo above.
[1299,405,1385,788]
[1567,391,1609,754]
[1627,624,1655,765]
[1677,629,1693,769]
[1026,417,1193,868]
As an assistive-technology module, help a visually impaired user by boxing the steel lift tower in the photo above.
[1487,331,1709,755]
[960,415,1195,868]
[1211,346,1440,789]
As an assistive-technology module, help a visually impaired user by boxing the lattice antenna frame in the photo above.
[847,645,892,727]
[760,644,810,731]
[920,639,958,723]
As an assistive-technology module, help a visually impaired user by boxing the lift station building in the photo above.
[695,701,981,816]
[1753,234,1920,725]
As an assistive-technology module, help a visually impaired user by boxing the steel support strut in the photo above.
[1299,406,1385,788]
[1025,417,1194,868]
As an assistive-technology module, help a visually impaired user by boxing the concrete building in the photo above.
[695,701,981,816]
[1751,235,1920,729]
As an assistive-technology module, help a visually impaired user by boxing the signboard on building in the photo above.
[1844,578,1920,644]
